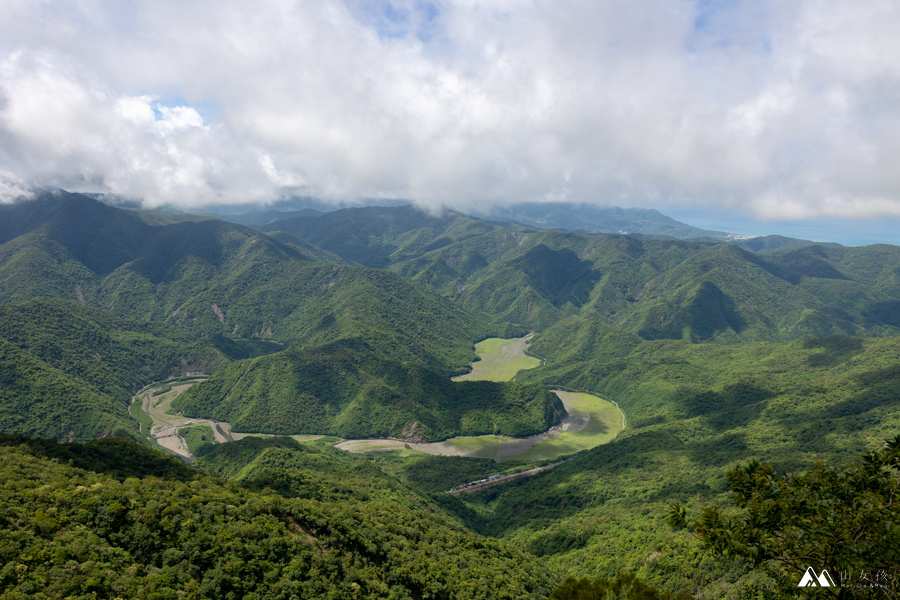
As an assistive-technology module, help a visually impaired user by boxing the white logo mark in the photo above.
[798,567,836,587]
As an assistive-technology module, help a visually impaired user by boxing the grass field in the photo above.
[180,423,218,457]
[439,435,502,460]
[129,398,155,435]
[508,391,625,462]
[452,337,542,382]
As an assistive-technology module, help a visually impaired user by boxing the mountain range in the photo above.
[262,203,900,340]
[1,189,898,598]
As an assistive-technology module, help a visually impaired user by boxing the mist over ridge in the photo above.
[2,1,900,244]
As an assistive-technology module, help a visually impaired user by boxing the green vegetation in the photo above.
[172,341,566,441]
[669,436,900,598]
[206,335,284,360]
[0,191,499,375]
[7,196,900,353]
[0,434,196,481]
[509,391,625,463]
[435,337,624,463]
[453,337,542,382]
[180,423,219,458]
[5,193,900,598]
[0,335,140,442]
[482,202,725,241]
[442,334,900,597]
[0,299,225,399]
[386,454,506,494]
[521,326,900,459]
[128,399,154,436]
[551,573,691,600]
[193,436,325,480]
[0,298,227,441]
[0,436,557,599]
[260,204,507,269]
[273,205,900,342]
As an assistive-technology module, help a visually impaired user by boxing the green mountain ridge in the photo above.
[459,332,900,595]
[172,339,566,441]
[270,205,900,341]
[260,204,512,269]
[2,192,900,598]
[218,207,325,227]
[477,203,843,255]
[0,298,228,441]
[478,202,730,240]
[0,192,500,373]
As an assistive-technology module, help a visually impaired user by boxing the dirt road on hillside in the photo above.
[447,459,570,495]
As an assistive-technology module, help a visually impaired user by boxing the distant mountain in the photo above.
[260,204,509,269]
[479,202,731,239]
[732,234,840,253]
[174,195,409,219]
[218,207,324,227]
[260,230,354,264]
[401,232,900,341]
[266,204,900,342]
[477,202,840,253]
[0,191,496,373]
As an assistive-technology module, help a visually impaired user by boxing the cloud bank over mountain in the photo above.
[1,0,899,219]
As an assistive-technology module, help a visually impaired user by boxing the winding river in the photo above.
[336,337,625,462]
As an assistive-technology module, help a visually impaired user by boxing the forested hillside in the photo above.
[266,205,900,342]
[260,204,506,268]
[1,192,899,599]
[172,340,565,440]
[455,332,900,595]
[0,298,227,441]
[0,192,503,371]
[477,202,728,239]
[0,435,557,599]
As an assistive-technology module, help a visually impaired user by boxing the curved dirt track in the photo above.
[136,380,233,461]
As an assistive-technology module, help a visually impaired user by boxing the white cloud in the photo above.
[0,170,32,203]
[115,95,156,127]
[0,0,899,218]
[0,51,279,206]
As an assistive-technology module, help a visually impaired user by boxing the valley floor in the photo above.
[131,337,625,466]
[334,390,623,461]
[133,379,229,460]
[337,338,626,462]
[451,335,543,381]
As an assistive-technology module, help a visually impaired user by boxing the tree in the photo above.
[668,436,900,598]
[550,572,691,600]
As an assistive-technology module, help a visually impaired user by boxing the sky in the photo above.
[1,0,900,244]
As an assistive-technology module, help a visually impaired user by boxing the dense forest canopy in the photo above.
[1,192,898,598]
